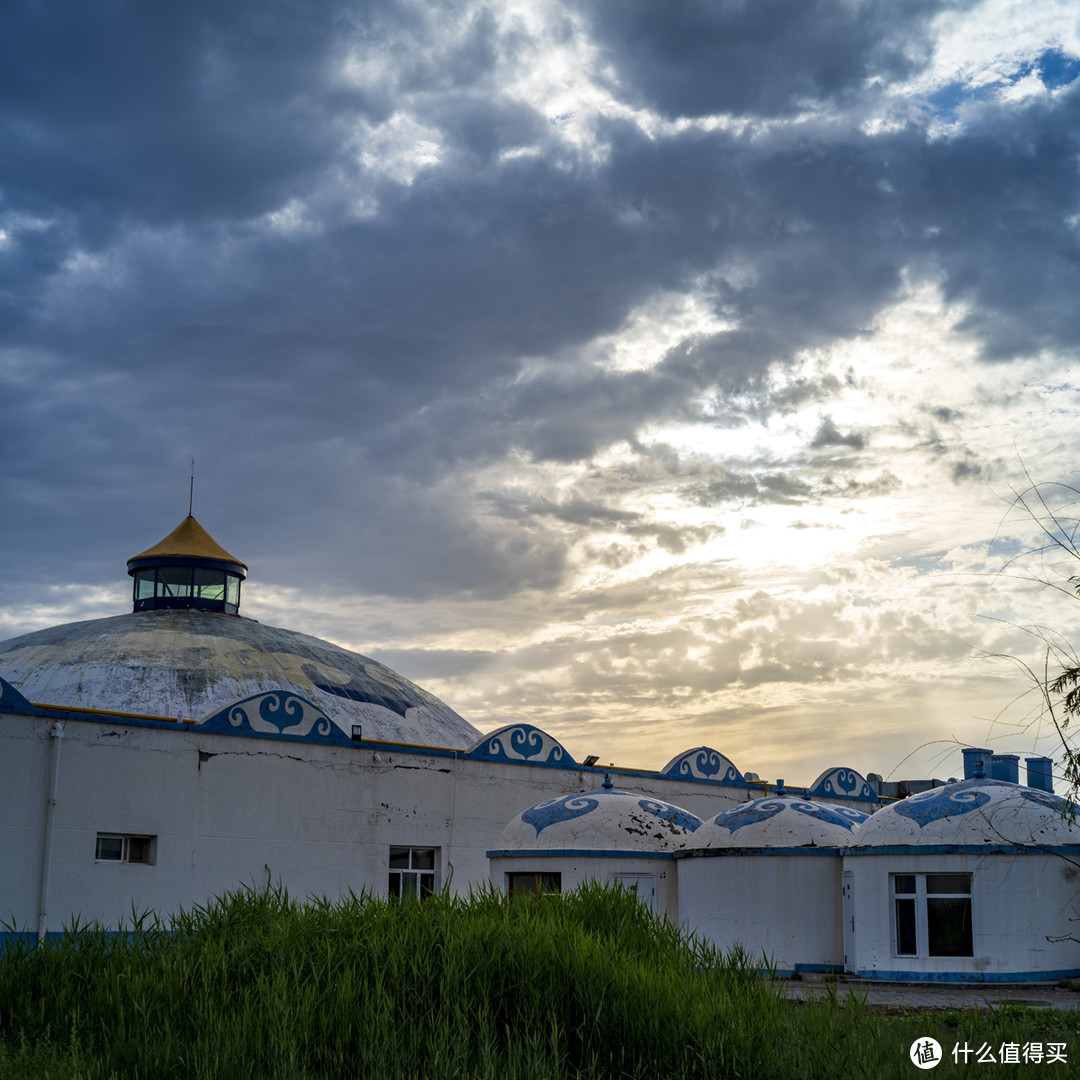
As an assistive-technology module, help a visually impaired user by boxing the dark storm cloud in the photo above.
[2,0,1080,613]
[0,2,353,231]
[918,91,1080,361]
[577,0,942,118]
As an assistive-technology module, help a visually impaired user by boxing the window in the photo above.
[157,566,192,598]
[893,873,972,957]
[134,570,156,601]
[507,872,561,899]
[388,847,437,898]
[95,834,156,865]
[193,567,226,601]
[131,567,241,613]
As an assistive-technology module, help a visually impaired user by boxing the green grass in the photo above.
[1,884,1077,1078]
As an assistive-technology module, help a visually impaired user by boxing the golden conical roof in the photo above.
[127,515,247,570]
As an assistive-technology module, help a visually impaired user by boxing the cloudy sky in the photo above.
[3,0,1080,788]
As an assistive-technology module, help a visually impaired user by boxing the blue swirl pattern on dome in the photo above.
[830,805,871,825]
[521,793,600,835]
[788,800,860,831]
[809,766,875,800]
[893,784,992,827]
[713,800,788,832]
[200,691,348,743]
[1018,788,1067,813]
[466,724,576,768]
[661,746,741,783]
[638,799,702,833]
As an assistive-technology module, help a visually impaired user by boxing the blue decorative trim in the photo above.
[809,767,876,801]
[827,805,871,825]
[846,843,1080,856]
[713,800,787,832]
[1017,787,1069,813]
[676,846,846,858]
[638,798,702,833]
[199,692,351,744]
[521,792,601,835]
[893,783,992,826]
[486,849,678,860]
[661,746,742,784]
[847,967,1080,984]
[0,677,35,714]
[788,801,862,831]
[300,663,419,719]
[465,724,576,768]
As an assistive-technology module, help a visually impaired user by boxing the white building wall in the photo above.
[677,853,844,973]
[488,855,679,919]
[2,711,746,935]
[844,852,1080,981]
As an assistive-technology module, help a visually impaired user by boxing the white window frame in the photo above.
[892,872,972,958]
[95,833,156,865]
[388,846,438,898]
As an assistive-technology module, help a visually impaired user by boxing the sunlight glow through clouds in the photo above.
[591,288,731,374]
[6,0,1080,792]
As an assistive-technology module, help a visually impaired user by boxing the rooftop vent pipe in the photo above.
[1025,757,1054,793]
[962,747,992,780]
[990,754,1019,784]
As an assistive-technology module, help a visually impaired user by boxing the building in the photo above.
[677,794,868,974]
[843,763,1080,982]
[488,783,702,918]
[7,516,1072,983]
[0,515,875,945]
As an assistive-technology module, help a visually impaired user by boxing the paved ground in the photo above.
[785,974,1080,1011]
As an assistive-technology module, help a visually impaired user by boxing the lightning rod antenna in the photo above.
[189,458,195,517]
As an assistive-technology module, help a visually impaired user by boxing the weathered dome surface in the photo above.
[498,788,702,852]
[691,795,866,850]
[850,778,1080,849]
[0,609,480,748]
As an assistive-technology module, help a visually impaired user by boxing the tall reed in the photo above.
[0,884,1073,1078]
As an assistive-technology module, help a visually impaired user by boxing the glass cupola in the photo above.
[127,515,247,615]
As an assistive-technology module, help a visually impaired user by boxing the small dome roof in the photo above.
[850,778,1080,849]
[128,515,246,571]
[498,788,702,852]
[690,795,867,850]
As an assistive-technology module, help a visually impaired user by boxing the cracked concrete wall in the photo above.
[1,710,750,932]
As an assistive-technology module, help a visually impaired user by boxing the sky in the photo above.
[3,0,1080,790]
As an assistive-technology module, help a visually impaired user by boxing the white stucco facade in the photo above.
[12,517,1074,985]
[676,795,868,974]
[843,779,1080,982]
[0,691,778,938]
[487,787,703,919]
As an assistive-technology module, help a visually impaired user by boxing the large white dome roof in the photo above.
[0,609,480,748]
[0,514,481,749]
